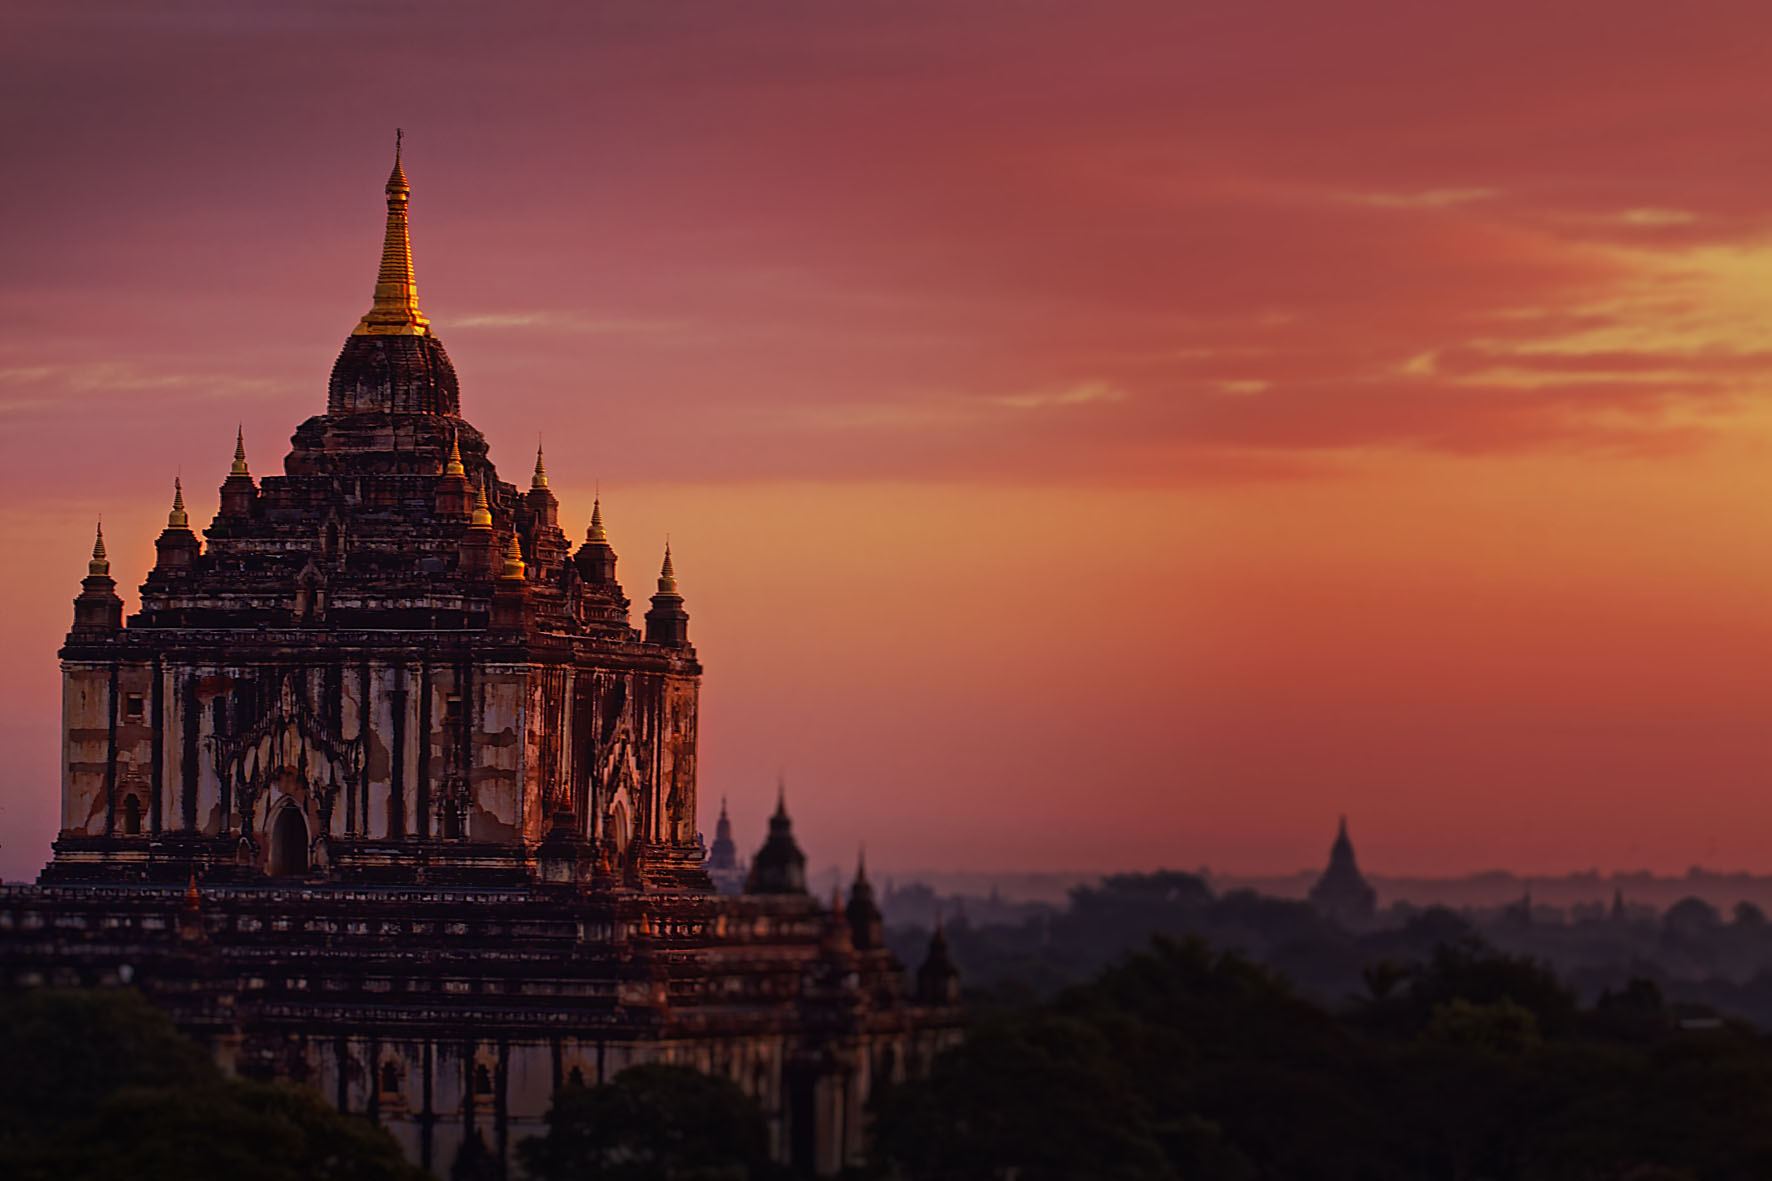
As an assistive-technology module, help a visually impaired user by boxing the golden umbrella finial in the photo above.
[500,534,527,581]
[168,477,188,529]
[353,128,429,337]
[444,432,465,478]
[587,497,608,543]
[657,540,678,594]
[532,440,548,489]
[89,520,109,577]
[470,477,493,529]
[230,426,250,478]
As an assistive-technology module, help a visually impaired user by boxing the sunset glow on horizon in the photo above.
[8,1,1772,882]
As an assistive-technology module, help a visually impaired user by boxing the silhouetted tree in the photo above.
[0,989,212,1140]
[0,989,423,1181]
[872,1015,1179,1181]
[517,1064,772,1181]
[1663,896,1723,936]
[35,1078,425,1181]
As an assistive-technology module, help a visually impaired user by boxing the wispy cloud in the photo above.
[992,380,1127,410]
[1340,187,1502,210]
[762,380,1129,434]
[453,311,692,335]
[1613,208,1701,228]
[0,362,291,415]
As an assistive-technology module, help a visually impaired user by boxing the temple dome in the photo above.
[327,332,461,416]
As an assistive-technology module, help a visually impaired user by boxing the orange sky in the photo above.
[6,1,1772,881]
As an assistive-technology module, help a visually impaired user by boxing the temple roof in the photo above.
[70,142,664,649]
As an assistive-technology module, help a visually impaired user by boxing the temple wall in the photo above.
[661,675,699,845]
[472,664,527,842]
[62,663,111,833]
[191,670,223,836]
[55,649,702,882]
[365,662,397,838]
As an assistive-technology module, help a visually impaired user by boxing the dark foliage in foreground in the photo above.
[873,935,1772,1181]
[0,990,425,1181]
[10,927,1772,1181]
[518,1063,779,1181]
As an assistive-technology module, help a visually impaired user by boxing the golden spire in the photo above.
[352,129,430,337]
[230,426,250,478]
[500,534,527,581]
[586,497,608,543]
[657,542,678,595]
[168,477,188,529]
[532,441,548,489]
[444,432,465,478]
[88,520,109,577]
[470,477,493,529]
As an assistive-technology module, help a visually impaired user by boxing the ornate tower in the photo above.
[51,140,705,889]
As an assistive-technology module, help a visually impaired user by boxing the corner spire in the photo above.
[168,477,188,529]
[353,129,430,337]
[470,477,493,529]
[500,534,527,581]
[88,520,109,577]
[644,537,690,645]
[444,432,466,478]
[230,426,250,478]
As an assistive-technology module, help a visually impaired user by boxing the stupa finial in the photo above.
[168,477,188,529]
[353,129,429,337]
[230,426,250,478]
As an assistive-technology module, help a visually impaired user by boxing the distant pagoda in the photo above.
[1308,815,1377,928]
[705,797,747,894]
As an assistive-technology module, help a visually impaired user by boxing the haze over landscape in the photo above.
[9,0,1772,883]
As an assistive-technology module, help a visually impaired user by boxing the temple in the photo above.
[53,135,701,890]
[1307,815,1378,928]
[3,139,959,1177]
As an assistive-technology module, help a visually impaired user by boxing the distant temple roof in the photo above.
[1308,815,1377,926]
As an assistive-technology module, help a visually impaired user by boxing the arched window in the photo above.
[474,1063,493,1096]
[121,795,142,836]
[269,807,309,877]
[380,1062,400,1095]
[566,1066,584,1088]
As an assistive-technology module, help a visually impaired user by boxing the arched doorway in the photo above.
[269,806,309,877]
[610,803,629,856]
[121,795,142,836]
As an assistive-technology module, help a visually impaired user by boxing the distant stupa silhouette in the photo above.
[1308,815,1377,929]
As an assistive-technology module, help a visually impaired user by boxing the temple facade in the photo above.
[4,141,960,1177]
